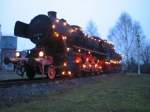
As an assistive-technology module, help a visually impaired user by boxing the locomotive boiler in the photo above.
[6,11,122,79]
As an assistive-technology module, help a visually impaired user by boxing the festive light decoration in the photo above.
[78,49,81,52]
[105,61,110,65]
[62,71,65,75]
[66,47,70,52]
[62,36,67,40]
[98,66,102,69]
[52,24,56,29]
[63,62,67,67]
[69,29,74,33]
[109,60,121,64]
[68,71,72,75]
[56,19,59,23]
[95,64,98,68]
[89,64,92,68]
[54,32,59,37]
[86,58,89,62]
[82,64,86,68]
[75,28,78,31]
[75,57,81,64]
[63,22,67,26]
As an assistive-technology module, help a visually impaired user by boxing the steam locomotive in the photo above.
[7,11,122,79]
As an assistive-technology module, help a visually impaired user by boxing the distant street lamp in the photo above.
[136,33,141,75]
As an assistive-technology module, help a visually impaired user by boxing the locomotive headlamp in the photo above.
[16,52,20,58]
[39,51,44,57]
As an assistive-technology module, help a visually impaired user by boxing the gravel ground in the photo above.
[0,74,108,107]
[0,71,45,81]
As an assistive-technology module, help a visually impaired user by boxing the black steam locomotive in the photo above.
[8,11,121,79]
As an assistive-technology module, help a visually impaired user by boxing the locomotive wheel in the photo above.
[26,65,35,79]
[47,66,56,80]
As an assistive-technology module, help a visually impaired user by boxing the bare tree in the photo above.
[86,20,99,36]
[108,12,146,74]
[108,13,134,63]
[132,21,145,54]
[132,21,145,74]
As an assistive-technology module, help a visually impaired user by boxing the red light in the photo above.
[95,64,98,68]
[89,64,92,68]
[75,56,82,64]
[82,64,86,68]
[98,66,102,69]
[75,59,80,64]
[86,58,89,62]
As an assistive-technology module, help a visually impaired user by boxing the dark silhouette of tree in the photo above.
[128,57,137,72]
[86,20,99,36]
[141,44,150,64]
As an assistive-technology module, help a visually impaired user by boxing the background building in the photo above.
[0,25,17,70]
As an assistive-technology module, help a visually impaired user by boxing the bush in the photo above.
[141,64,150,74]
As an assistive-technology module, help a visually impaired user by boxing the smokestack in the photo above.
[48,11,57,20]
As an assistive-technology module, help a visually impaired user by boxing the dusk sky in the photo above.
[0,0,150,50]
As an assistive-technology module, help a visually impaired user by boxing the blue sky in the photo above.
[0,0,150,50]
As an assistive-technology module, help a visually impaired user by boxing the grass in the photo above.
[1,74,150,112]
